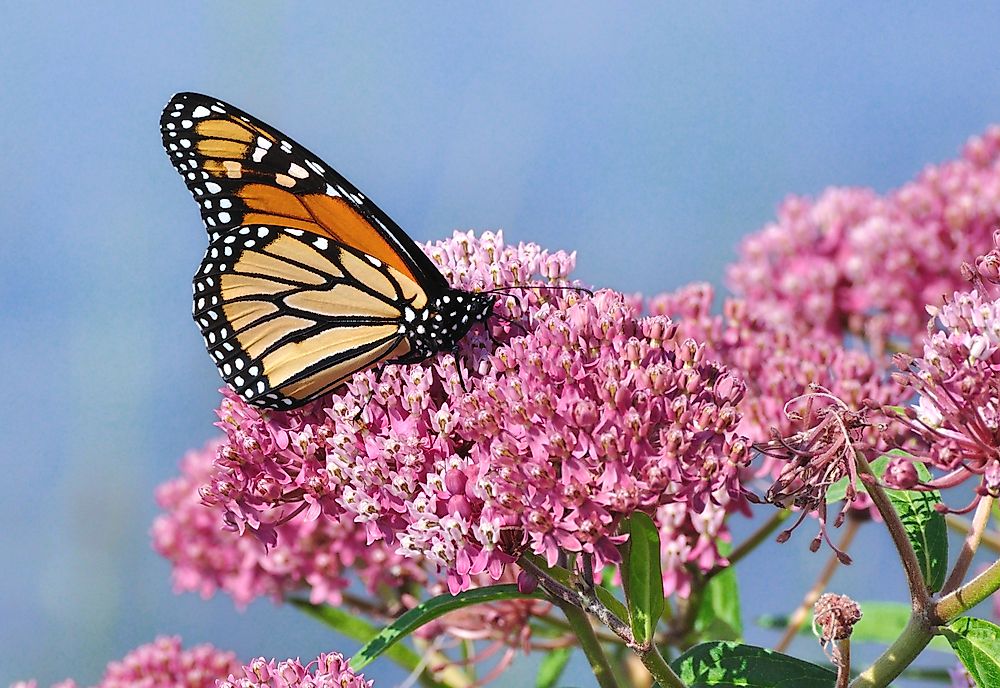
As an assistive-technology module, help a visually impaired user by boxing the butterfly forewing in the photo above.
[160,92,449,294]
[194,224,420,408]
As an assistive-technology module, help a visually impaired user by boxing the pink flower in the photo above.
[894,282,1000,510]
[218,653,372,688]
[648,283,908,551]
[13,637,240,688]
[153,440,426,608]
[728,126,1000,355]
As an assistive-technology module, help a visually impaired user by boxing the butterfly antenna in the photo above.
[485,284,594,298]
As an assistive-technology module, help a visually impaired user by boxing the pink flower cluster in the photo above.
[12,637,240,688]
[219,653,371,688]
[647,284,906,459]
[895,282,1000,506]
[186,231,749,594]
[153,439,426,607]
[728,126,1000,354]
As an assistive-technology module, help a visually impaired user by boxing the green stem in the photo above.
[935,555,1000,622]
[556,599,622,688]
[855,454,931,613]
[634,641,687,688]
[848,613,933,688]
[534,611,627,645]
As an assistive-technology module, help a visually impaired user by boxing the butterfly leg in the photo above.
[351,365,386,422]
[451,346,472,393]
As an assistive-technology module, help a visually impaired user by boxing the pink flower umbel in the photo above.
[13,637,241,688]
[219,652,372,688]
[153,440,426,607]
[728,126,1000,354]
[189,231,749,593]
[894,275,1000,511]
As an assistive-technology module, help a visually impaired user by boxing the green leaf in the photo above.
[350,584,543,670]
[883,462,948,593]
[594,581,630,625]
[625,512,665,645]
[290,599,427,674]
[671,641,836,687]
[756,601,951,652]
[943,617,1000,687]
[694,549,743,642]
[535,646,573,688]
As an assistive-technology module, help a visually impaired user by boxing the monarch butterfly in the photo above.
[160,93,496,410]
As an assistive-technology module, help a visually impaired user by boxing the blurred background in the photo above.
[4,3,1000,686]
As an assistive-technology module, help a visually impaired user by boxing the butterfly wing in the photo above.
[160,92,449,295]
[195,224,428,408]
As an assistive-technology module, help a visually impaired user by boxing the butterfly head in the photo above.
[399,290,497,363]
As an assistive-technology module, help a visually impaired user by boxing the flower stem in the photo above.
[848,613,933,688]
[835,639,851,688]
[935,555,1000,621]
[850,523,1000,687]
[555,599,622,688]
[634,641,687,688]
[773,517,859,652]
[518,554,635,644]
[941,495,994,595]
[534,611,626,645]
[855,453,931,613]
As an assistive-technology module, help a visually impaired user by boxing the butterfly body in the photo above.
[164,93,496,409]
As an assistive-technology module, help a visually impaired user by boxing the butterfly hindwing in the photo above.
[194,224,423,408]
[161,92,449,294]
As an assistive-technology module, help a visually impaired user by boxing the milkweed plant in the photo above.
[25,127,1000,688]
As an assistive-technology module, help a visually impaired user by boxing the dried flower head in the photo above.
[813,592,863,643]
[756,387,883,563]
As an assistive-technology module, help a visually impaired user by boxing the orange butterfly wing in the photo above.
[160,92,449,294]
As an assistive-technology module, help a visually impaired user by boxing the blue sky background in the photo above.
[4,3,1000,686]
